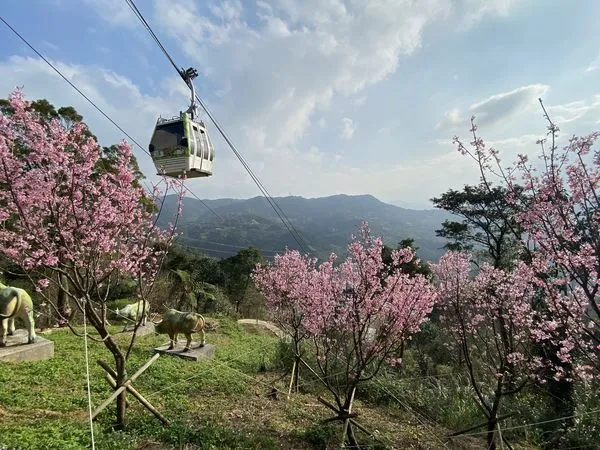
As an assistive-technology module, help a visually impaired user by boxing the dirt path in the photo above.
[237,318,286,339]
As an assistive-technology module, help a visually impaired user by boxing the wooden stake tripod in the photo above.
[92,353,169,426]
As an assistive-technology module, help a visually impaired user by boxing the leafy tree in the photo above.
[220,247,265,314]
[252,249,317,393]
[0,88,183,428]
[431,183,525,269]
[382,238,432,278]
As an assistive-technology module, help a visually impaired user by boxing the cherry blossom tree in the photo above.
[433,250,547,450]
[454,109,599,371]
[254,222,437,447]
[453,104,599,446]
[0,88,183,428]
[251,249,318,392]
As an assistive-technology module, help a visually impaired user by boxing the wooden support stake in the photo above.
[287,360,296,400]
[97,359,169,425]
[104,373,170,426]
[340,386,356,448]
[103,373,130,408]
[318,396,385,447]
[91,353,160,419]
[449,413,514,437]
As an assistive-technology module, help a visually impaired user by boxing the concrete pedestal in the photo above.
[153,342,215,362]
[0,329,54,363]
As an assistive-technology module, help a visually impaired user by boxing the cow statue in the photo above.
[152,308,206,352]
[115,299,150,331]
[0,283,36,346]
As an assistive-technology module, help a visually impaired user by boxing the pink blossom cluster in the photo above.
[511,135,599,379]
[454,117,600,380]
[0,88,182,296]
[433,251,549,383]
[253,222,437,375]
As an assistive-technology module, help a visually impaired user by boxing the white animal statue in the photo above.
[116,299,150,331]
[0,282,36,346]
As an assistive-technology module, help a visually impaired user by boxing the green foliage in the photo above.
[381,237,432,279]
[298,423,340,449]
[219,247,265,314]
[431,183,525,268]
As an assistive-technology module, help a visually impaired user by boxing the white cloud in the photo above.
[83,0,139,29]
[585,52,600,73]
[42,41,59,51]
[353,95,367,106]
[341,117,356,139]
[469,84,549,125]
[453,0,520,30]
[548,96,600,124]
[436,107,464,129]
[439,83,549,129]
[147,0,524,156]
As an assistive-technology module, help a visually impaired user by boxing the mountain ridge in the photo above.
[157,193,453,262]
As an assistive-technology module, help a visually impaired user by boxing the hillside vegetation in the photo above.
[0,319,484,450]
[156,194,452,262]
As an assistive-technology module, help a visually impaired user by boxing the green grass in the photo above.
[0,318,485,449]
[0,317,284,449]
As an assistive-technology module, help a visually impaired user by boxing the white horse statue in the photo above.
[0,282,36,346]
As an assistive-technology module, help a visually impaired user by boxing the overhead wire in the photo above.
[0,14,222,221]
[123,0,312,255]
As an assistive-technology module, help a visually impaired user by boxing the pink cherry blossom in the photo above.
[0,87,183,329]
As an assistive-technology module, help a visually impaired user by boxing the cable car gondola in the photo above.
[149,68,214,179]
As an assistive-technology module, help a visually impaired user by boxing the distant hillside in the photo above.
[157,194,453,262]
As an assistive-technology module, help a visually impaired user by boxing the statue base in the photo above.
[153,342,215,362]
[123,323,155,336]
[0,329,54,363]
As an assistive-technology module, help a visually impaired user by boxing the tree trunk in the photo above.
[541,368,574,449]
[57,273,70,326]
[113,348,128,429]
[83,299,128,429]
[485,380,503,450]
[293,330,301,392]
[346,424,359,449]
[293,354,300,393]
[486,419,497,450]
[342,387,359,448]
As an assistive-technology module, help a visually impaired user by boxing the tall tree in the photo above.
[0,88,183,428]
[220,247,265,314]
[382,238,432,278]
[0,96,145,324]
[431,183,525,269]
[453,109,599,447]
[254,222,437,447]
[433,251,549,450]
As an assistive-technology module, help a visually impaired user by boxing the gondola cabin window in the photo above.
[149,120,189,158]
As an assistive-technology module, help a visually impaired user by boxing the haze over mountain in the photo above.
[158,193,453,262]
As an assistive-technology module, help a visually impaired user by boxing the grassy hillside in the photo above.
[0,319,485,449]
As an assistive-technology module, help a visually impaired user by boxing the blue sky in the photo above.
[1,0,600,209]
